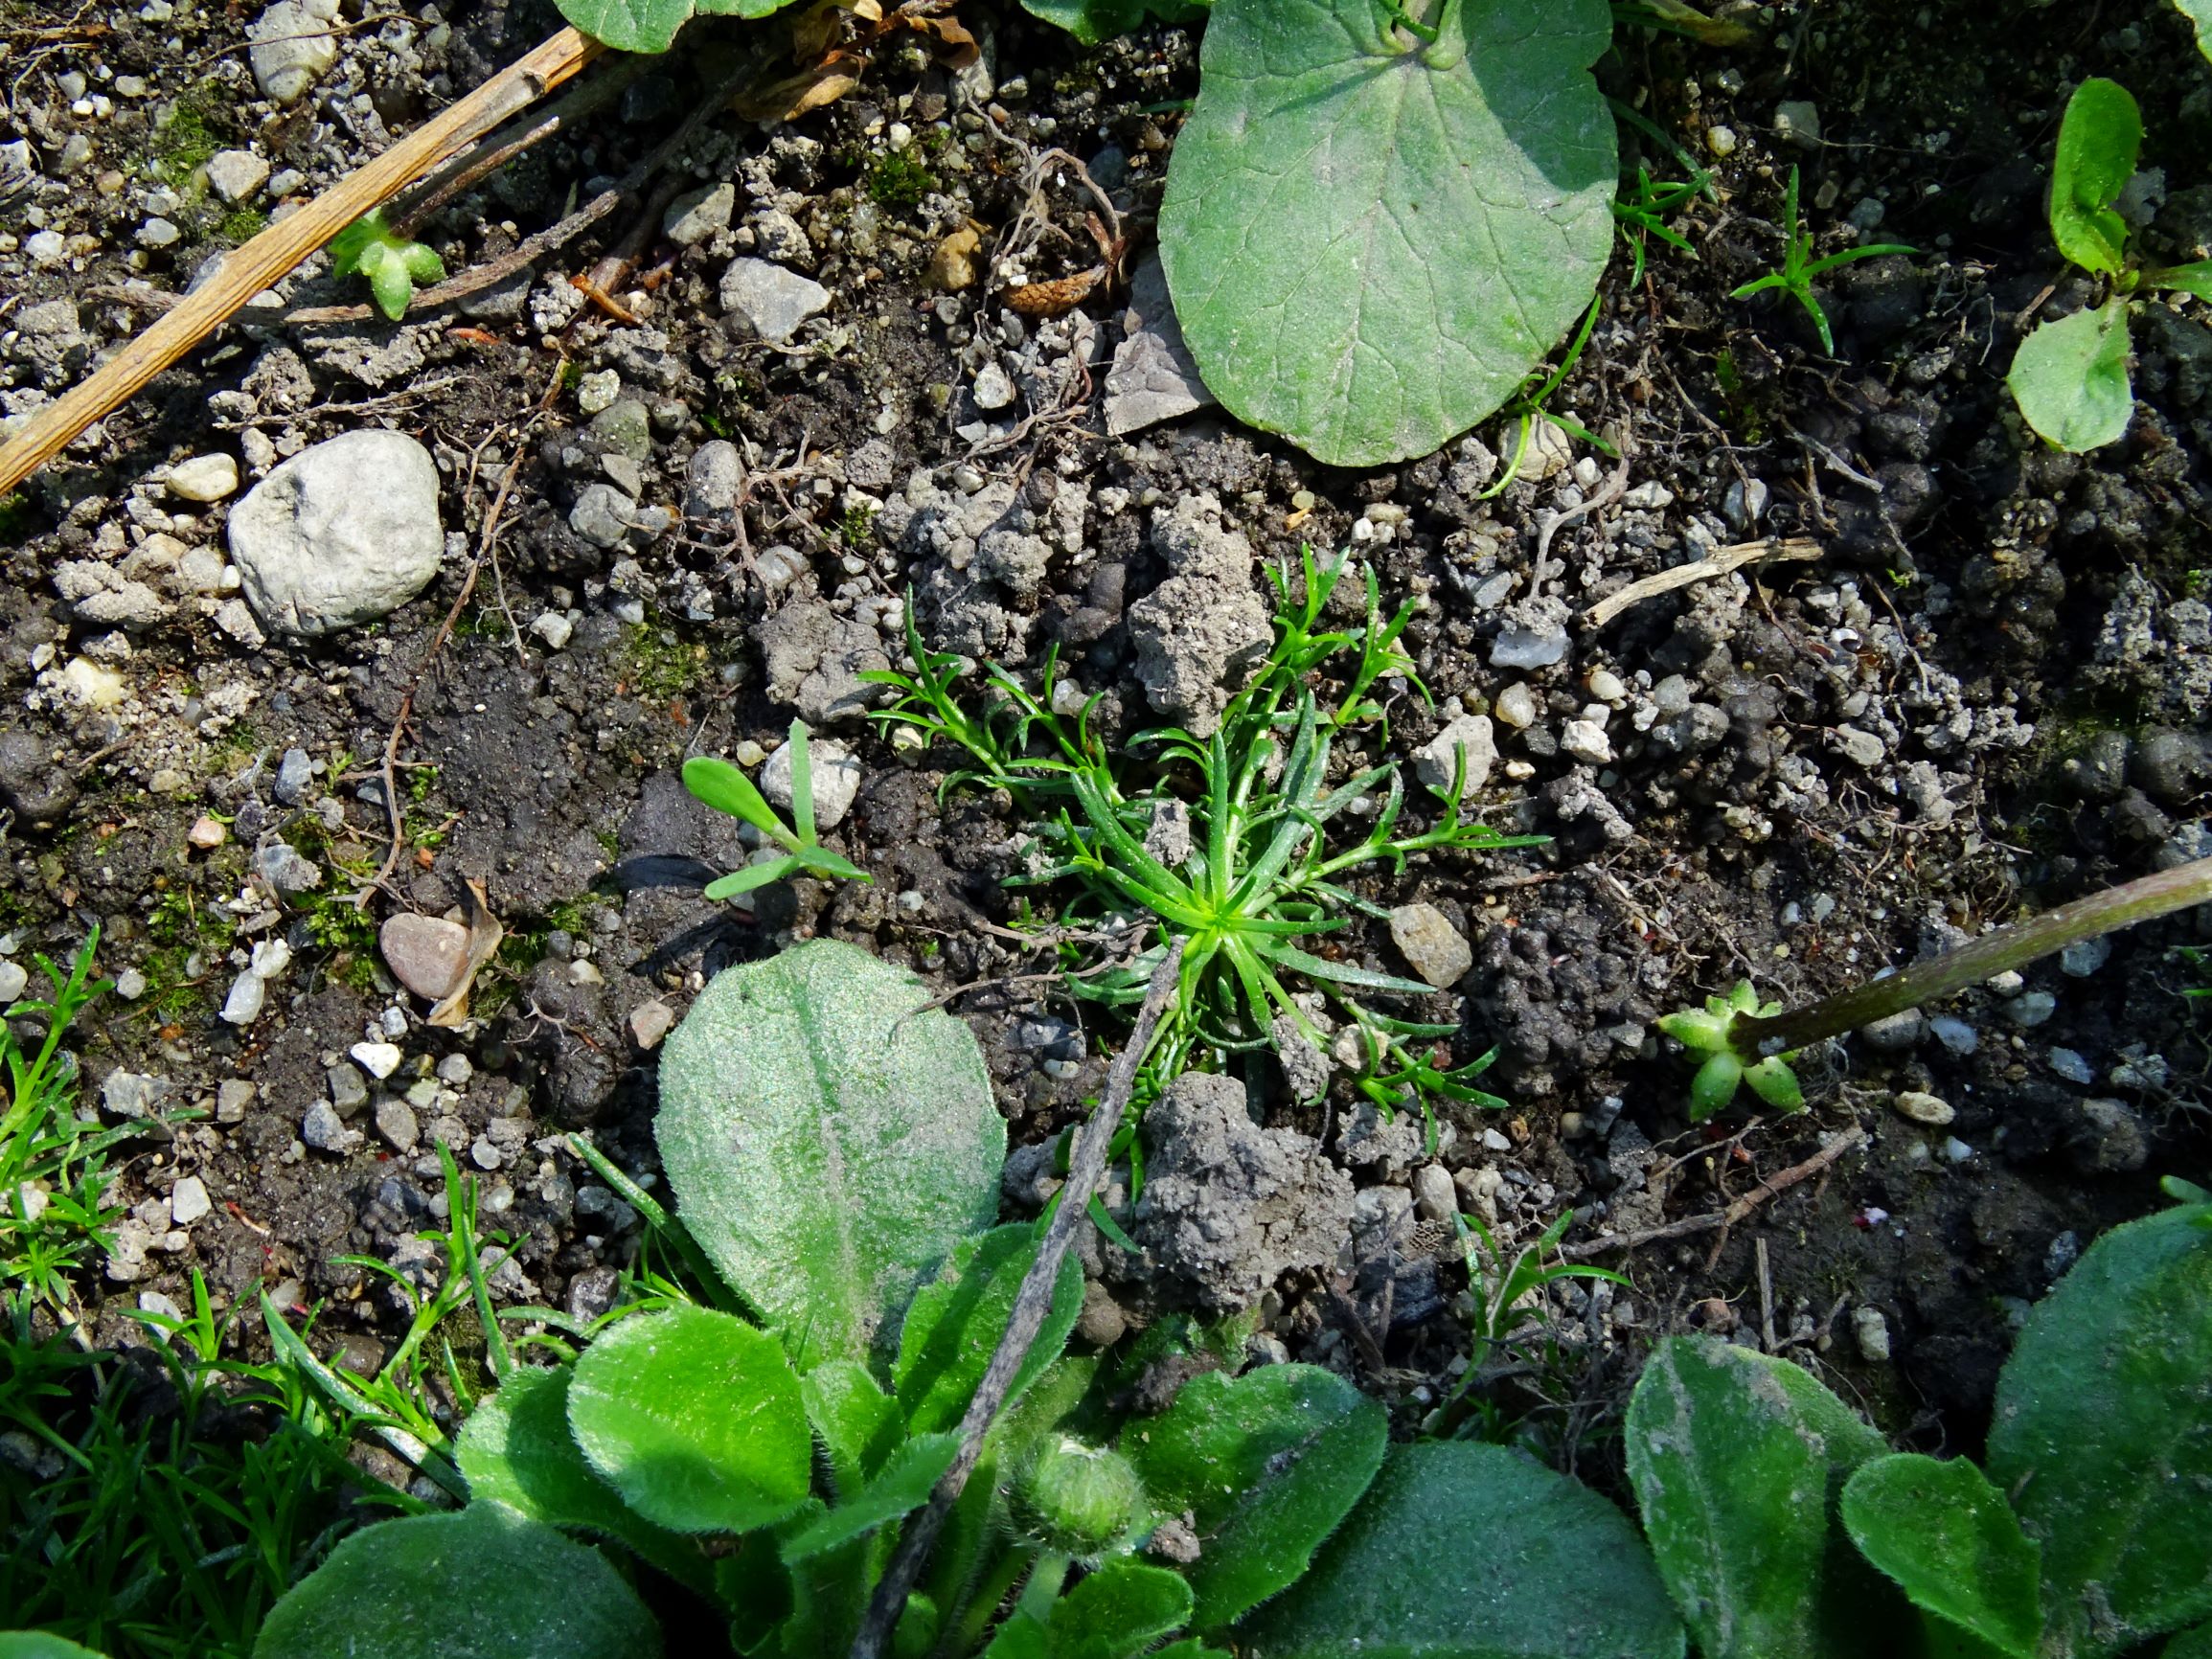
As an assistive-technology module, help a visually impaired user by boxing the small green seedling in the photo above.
[1661,853,2212,1118]
[329,211,445,322]
[1655,980,1805,1120]
[1729,165,1916,355]
[682,722,871,899]
[2009,78,2212,451]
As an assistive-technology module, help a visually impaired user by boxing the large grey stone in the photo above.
[228,430,443,638]
[1106,254,1216,436]
[720,258,831,344]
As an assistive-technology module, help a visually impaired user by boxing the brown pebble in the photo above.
[378,912,469,1001]
[187,816,227,850]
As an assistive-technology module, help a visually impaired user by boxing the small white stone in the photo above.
[0,962,26,1005]
[204,149,270,204]
[1493,684,1538,730]
[530,610,574,650]
[1706,124,1740,156]
[1853,1305,1891,1362]
[576,369,621,415]
[167,453,239,502]
[350,1041,402,1079]
[1561,718,1614,766]
[629,999,675,1050]
[169,1175,211,1226]
[1892,1090,1955,1126]
[761,736,862,830]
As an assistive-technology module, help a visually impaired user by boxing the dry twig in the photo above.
[1582,535,1824,629]
[1562,1125,1868,1261]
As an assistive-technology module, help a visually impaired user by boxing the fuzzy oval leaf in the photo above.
[553,0,691,53]
[1051,1561,1197,1659]
[1841,1454,2041,1659]
[566,1305,810,1534]
[1626,1336,1900,1659]
[895,1222,1084,1437]
[2171,1625,2212,1659]
[1121,1362,1386,1631]
[1157,0,1616,467]
[2050,78,2140,276]
[780,1432,960,1565]
[2009,300,2132,453]
[457,1364,709,1591]
[1987,1202,2212,1656]
[804,1359,905,1495]
[251,1504,660,1659]
[657,939,1006,1367]
[1239,1441,1683,1658]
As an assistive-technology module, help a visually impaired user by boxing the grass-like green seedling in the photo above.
[0,931,131,1326]
[328,211,445,322]
[1729,165,1916,355]
[867,550,1541,1111]
[683,721,870,900]
[2009,78,2212,451]
[1662,853,2212,1117]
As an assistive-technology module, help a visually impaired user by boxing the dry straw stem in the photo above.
[0,26,604,498]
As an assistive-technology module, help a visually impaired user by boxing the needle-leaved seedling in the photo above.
[1728,165,1915,355]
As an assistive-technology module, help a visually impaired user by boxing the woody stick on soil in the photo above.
[0,25,603,497]
[850,939,1186,1659]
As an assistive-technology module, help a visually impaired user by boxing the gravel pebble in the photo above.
[169,1176,210,1226]
[351,1041,402,1080]
[1389,902,1472,989]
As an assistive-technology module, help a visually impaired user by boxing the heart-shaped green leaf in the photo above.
[1988,1202,2212,1657]
[1158,0,1616,466]
[0,1637,110,1658]
[2049,78,2139,278]
[1019,0,1205,45]
[1237,1441,1683,1657]
[656,939,1006,1367]
[566,1305,811,1534]
[1627,1336,1904,1659]
[1841,1454,2042,1659]
[2009,299,2133,453]
[1120,1363,1385,1631]
[895,1222,1083,1437]
[553,0,693,52]
[457,1363,709,1592]
[251,1504,661,1659]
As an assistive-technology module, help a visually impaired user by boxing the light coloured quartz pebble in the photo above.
[167,453,239,502]
[1892,1089,1955,1126]
[350,1041,402,1079]
[1493,683,1538,729]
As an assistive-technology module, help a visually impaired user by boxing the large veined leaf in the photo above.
[566,1305,812,1534]
[1987,1201,2212,1657]
[1120,1363,1386,1631]
[1840,1455,2042,1659]
[1626,1337,1903,1659]
[457,1364,709,1591]
[1239,1442,1684,1657]
[251,1505,660,1659]
[2009,299,2133,453]
[1019,0,1207,45]
[552,0,789,55]
[895,1223,1084,1437]
[1158,0,1616,466]
[656,939,1006,1368]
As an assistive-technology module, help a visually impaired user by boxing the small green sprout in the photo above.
[1657,981,1806,1122]
[683,722,872,898]
[1729,165,1915,355]
[330,210,446,322]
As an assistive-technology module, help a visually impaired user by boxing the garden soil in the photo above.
[1,0,2207,1525]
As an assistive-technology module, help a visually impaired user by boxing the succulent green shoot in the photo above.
[330,210,446,322]
[683,721,871,900]
[1663,856,2212,1116]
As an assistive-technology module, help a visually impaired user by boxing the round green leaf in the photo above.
[656,939,1005,1367]
[1240,1442,1683,1658]
[1988,1204,2212,1656]
[1158,0,1616,467]
[2009,300,2133,453]
[251,1504,660,1659]
[0,1637,111,1659]
[2049,79,2140,278]
[1120,1363,1385,1632]
[567,1305,811,1534]
[552,0,693,53]
[2178,0,2212,58]
[1841,1455,2042,1659]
